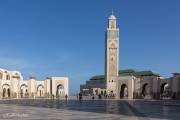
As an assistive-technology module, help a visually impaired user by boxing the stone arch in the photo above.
[56,84,65,98]
[142,83,151,99]
[2,84,10,98]
[120,84,128,99]
[20,84,28,98]
[37,84,44,97]
[160,83,170,99]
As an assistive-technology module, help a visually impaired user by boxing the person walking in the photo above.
[79,92,83,102]
[77,93,79,100]
[98,94,102,99]
[92,94,95,100]
[65,94,68,101]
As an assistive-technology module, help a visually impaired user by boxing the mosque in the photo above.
[0,68,68,99]
[80,12,180,100]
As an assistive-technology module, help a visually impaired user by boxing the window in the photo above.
[6,75,10,80]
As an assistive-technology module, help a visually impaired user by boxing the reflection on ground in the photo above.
[0,99,179,120]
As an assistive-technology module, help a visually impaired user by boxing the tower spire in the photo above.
[111,8,114,15]
[108,9,117,29]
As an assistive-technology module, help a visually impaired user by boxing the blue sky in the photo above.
[0,0,179,94]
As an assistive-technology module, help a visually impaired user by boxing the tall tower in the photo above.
[105,11,119,94]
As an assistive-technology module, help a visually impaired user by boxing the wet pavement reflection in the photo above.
[0,99,180,120]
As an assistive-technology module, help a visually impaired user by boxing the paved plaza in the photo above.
[0,99,179,120]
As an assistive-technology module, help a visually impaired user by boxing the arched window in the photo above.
[6,75,10,80]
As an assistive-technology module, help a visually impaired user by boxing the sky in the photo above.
[0,0,180,95]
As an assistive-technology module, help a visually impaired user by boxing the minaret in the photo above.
[105,11,119,94]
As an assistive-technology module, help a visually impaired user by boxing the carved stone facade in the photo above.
[0,68,69,99]
[116,70,180,100]
[80,12,180,100]
[105,13,119,94]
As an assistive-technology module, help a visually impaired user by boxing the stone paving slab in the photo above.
[0,104,164,120]
[0,100,180,120]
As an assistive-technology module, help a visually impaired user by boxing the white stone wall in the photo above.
[51,77,69,96]
[116,76,135,99]
[0,68,69,99]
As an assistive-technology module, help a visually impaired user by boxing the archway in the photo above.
[142,83,151,99]
[20,84,28,98]
[56,84,65,98]
[160,83,170,99]
[120,84,128,99]
[37,84,44,97]
[2,84,10,98]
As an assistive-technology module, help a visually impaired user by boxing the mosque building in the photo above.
[80,12,180,100]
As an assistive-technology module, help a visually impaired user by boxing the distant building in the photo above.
[80,75,106,95]
[80,12,180,100]
[0,68,69,99]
